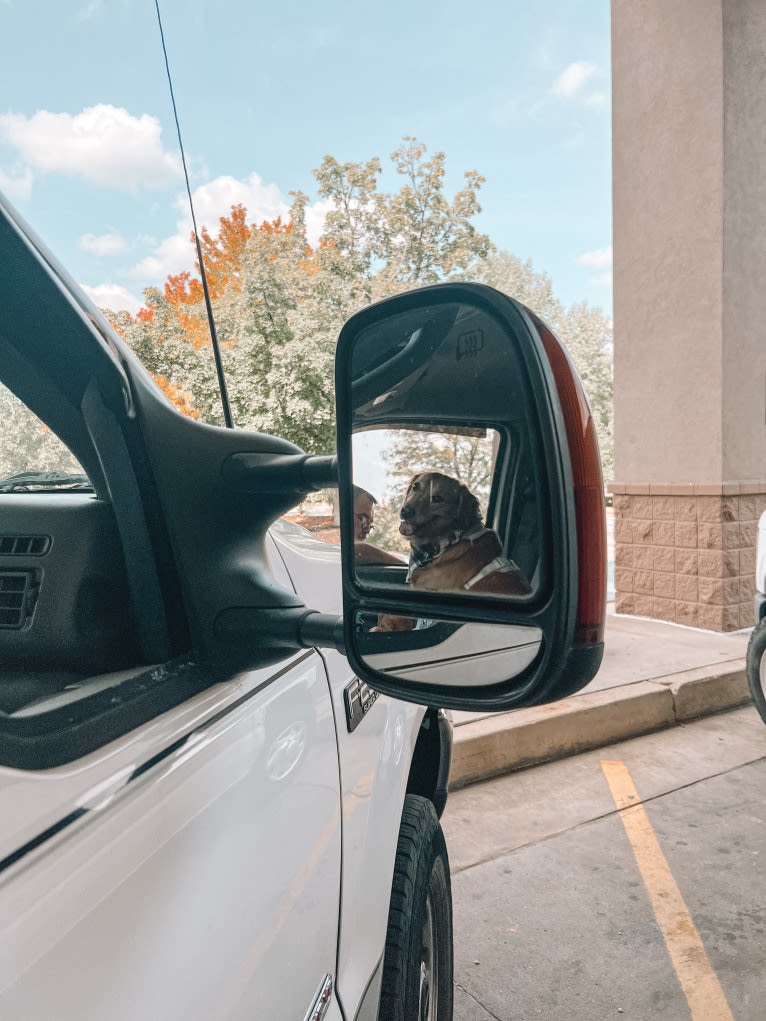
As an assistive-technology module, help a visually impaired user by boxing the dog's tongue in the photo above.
[399,521,415,537]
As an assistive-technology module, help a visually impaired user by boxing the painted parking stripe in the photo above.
[601,759,734,1021]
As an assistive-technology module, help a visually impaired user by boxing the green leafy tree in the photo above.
[0,382,83,478]
[110,139,492,457]
[106,140,613,485]
[466,250,614,482]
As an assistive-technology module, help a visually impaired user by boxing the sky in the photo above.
[0,0,612,320]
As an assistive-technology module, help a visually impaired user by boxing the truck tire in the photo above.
[747,619,766,724]
[378,794,453,1021]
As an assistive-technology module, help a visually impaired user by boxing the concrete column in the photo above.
[611,0,766,630]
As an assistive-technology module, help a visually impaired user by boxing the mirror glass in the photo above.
[348,300,543,604]
[353,612,542,687]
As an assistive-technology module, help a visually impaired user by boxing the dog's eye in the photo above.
[432,494,444,503]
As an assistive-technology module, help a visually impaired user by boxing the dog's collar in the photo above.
[407,535,457,580]
[407,524,491,581]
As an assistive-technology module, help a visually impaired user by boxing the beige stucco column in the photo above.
[611,0,766,630]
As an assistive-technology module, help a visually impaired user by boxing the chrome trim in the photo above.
[304,974,333,1021]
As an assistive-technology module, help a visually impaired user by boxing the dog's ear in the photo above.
[456,483,482,532]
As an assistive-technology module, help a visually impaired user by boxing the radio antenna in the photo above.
[154,0,234,428]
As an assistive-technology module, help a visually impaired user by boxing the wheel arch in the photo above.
[406,708,453,817]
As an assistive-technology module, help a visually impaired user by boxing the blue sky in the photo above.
[1,0,612,317]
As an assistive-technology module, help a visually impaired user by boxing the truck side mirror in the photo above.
[334,283,606,712]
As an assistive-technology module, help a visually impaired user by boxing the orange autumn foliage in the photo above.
[153,205,313,348]
[162,271,209,349]
[153,375,201,420]
[195,206,296,295]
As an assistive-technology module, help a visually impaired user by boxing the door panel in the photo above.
[269,521,424,1015]
[0,652,342,1021]
[323,651,424,1015]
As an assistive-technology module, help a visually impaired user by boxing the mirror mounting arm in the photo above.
[222,453,338,496]
[216,606,346,653]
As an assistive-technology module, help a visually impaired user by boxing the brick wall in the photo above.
[609,484,766,630]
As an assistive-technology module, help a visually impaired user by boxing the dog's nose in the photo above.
[400,505,415,520]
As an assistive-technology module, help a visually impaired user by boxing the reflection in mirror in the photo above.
[348,299,542,605]
[354,613,542,687]
[353,447,532,592]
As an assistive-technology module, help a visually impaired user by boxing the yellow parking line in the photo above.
[600,759,734,1021]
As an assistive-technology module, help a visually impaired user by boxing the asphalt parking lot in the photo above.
[444,705,766,1020]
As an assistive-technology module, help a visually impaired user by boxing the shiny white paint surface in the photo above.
[0,655,342,1021]
[323,649,422,1015]
[270,523,425,1016]
[269,518,344,613]
[1,521,427,1021]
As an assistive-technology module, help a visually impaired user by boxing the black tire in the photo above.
[378,794,453,1021]
[747,619,766,723]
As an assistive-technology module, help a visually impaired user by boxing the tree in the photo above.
[371,250,614,549]
[4,142,615,496]
[110,139,492,456]
[555,301,614,483]
[0,382,82,479]
[107,139,613,486]
[465,250,614,482]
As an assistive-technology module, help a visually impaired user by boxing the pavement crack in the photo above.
[452,749,766,875]
[455,983,506,1021]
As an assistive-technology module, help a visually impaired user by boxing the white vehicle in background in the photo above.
[746,511,766,722]
[0,192,606,1020]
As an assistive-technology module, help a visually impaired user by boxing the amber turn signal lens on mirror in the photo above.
[529,310,607,647]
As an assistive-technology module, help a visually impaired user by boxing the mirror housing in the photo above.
[334,282,606,712]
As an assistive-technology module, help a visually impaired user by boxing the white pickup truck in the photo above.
[0,192,607,1021]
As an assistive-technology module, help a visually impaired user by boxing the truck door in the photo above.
[0,648,343,1021]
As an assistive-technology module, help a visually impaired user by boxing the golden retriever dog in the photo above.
[373,471,531,632]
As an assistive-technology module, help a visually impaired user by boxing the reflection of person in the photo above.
[353,485,405,565]
[353,486,376,540]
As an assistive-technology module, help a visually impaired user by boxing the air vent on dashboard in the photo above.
[0,535,51,556]
[0,571,38,629]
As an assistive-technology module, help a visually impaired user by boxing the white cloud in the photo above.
[0,165,34,200]
[81,282,144,315]
[77,0,102,19]
[576,245,613,269]
[584,91,609,109]
[130,173,330,283]
[576,246,612,288]
[79,232,127,256]
[0,105,181,191]
[304,198,333,247]
[552,61,598,99]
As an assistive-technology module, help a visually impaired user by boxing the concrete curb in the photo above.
[449,659,751,789]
